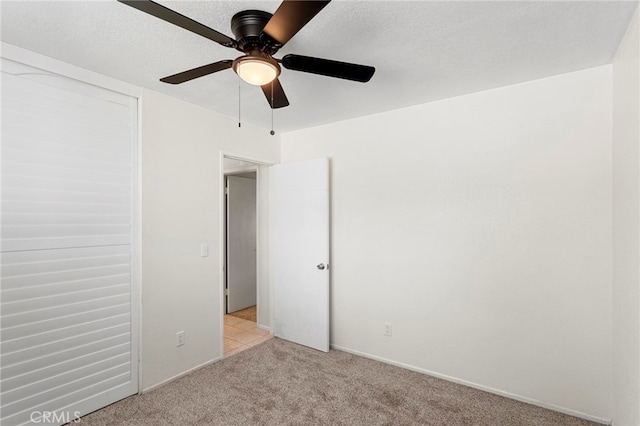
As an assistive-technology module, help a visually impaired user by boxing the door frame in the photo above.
[225,170,257,314]
[219,151,274,355]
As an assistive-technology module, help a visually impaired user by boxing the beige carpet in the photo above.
[228,305,257,322]
[81,338,600,426]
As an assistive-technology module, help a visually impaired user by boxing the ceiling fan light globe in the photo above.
[233,56,280,86]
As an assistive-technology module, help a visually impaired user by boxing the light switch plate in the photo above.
[200,243,209,257]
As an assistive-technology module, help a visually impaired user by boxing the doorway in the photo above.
[220,154,331,357]
[222,156,272,357]
[226,172,257,315]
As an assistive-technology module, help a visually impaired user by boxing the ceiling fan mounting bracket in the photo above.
[231,10,278,55]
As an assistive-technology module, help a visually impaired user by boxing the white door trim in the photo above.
[225,166,258,175]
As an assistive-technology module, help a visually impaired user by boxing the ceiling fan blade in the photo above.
[281,54,375,83]
[261,78,290,109]
[160,60,233,84]
[262,1,330,47]
[118,0,237,48]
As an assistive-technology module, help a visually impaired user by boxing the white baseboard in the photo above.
[257,323,272,333]
[330,344,611,425]
[141,356,222,393]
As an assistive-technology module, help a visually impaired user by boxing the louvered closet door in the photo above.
[1,58,138,426]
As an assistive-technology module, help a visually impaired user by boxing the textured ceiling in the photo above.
[1,1,638,133]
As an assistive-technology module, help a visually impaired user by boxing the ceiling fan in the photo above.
[118,0,376,109]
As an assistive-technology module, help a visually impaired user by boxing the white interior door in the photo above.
[271,158,330,352]
[226,175,257,313]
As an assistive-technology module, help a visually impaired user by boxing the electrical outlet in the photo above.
[384,322,392,337]
[176,331,185,347]
[200,243,209,257]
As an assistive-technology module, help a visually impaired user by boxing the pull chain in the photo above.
[270,81,275,136]
[238,83,241,128]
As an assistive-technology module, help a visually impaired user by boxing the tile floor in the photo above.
[224,315,272,358]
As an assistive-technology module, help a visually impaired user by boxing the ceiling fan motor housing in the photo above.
[231,10,279,55]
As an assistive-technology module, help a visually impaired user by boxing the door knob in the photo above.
[317,263,325,270]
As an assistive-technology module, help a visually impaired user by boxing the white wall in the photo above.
[613,6,640,426]
[281,66,613,421]
[140,89,279,390]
